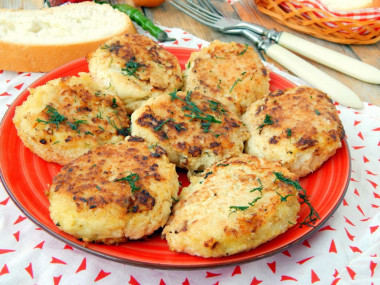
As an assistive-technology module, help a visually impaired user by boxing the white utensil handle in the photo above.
[278,32,380,84]
[265,44,363,109]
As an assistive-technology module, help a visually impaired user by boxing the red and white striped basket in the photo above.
[254,0,380,44]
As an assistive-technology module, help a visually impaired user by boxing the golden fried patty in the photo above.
[13,72,130,165]
[47,136,179,244]
[87,33,183,113]
[242,86,345,178]
[131,90,249,172]
[162,154,300,258]
[183,40,270,115]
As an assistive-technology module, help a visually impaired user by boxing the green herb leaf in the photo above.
[114,172,141,194]
[257,114,274,133]
[122,59,144,78]
[273,172,320,227]
[36,105,66,130]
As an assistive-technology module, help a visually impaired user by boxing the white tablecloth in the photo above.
[0,27,379,284]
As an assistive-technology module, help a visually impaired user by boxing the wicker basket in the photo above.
[254,0,380,44]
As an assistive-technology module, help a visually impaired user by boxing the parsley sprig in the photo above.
[257,114,274,134]
[122,59,144,78]
[114,172,141,195]
[36,105,66,129]
[274,172,320,227]
[169,91,222,136]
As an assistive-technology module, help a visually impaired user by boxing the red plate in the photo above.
[0,47,350,268]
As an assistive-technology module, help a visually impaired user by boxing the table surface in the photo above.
[1,0,379,106]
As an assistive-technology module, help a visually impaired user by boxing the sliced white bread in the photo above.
[0,2,137,72]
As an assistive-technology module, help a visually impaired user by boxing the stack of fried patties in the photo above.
[13,33,344,257]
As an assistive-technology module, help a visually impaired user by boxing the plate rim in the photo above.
[0,47,351,269]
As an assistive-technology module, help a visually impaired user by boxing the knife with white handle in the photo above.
[277,32,380,84]
[227,29,364,109]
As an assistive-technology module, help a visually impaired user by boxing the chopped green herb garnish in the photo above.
[154,118,173,131]
[114,172,141,194]
[286,128,292,138]
[36,105,66,130]
[95,185,102,191]
[229,78,242,92]
[257,114,274,133]
[111,98,118,108]
[238,44,249,55]
[275,191,293,202]
[229,205,249,215]
[171,196,179,202]
[67,119,87,131]
[314,109,321,115]
[107,116,130,136]
[169,91,222,134]
[122,59,144,78]
[84,131,94,136]
[273,172,319,227]
[250,178,263,194]
[216,163,229,167]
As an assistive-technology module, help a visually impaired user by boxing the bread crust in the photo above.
[0,3,136,72]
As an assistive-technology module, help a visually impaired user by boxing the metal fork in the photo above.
[169,0,364,108]
[170,0,380,87]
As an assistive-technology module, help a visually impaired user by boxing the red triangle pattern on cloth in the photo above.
[159,279,166,285]
[370,261,377,277]
[349,246,362,253]
[280,275,297,281]
[128,275,140,285]
[64,244,73,250]
[182,278,190,285]
[267,261,276,273]
[0,249,15,254]
[302,239,311,247]
[232,265,241,276]
[250,277,263,285]
[50,257,67,265]
[0,264,9,276]
[34,241,45,249]
[311,270,320,283]
[14,83,24,90]
[25,263,33,279]
[94,270,111,282]
[54,275,62,285]
[329,239,337,253]
[281,250,291,257]
[13,231,20,242]
[206,271,222,278]
[0,197,9,205]
[76,258,86,273]
[13,215,26,225]
[370,225,379,234]
[345,228,355,241]
[297,256,314,265]
[346,266,356,280]
[0,92,11,96]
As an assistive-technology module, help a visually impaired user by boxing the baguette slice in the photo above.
[0,2,137,72]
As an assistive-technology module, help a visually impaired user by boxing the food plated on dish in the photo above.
[0,33,350,267]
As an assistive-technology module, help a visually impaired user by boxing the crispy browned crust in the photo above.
[131,91,249,171]
[87,34,183,113]
[47,137,179,244]
[184,40,270,115]
[163,154,300,257]
[13,73,130,165]
[242,86,345,178]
